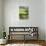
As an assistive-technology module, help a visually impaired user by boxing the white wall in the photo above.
[0,0,3,38]
[31,0,45,40]
[3,0,45,40]
[0,0,2,29]
[45,0,46,40]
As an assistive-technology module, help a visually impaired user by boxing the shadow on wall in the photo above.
[0,31,3,39]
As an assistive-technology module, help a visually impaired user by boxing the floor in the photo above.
[0,44,42,46]
[0,40,46,46]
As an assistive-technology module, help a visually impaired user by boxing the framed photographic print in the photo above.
[19,6,29,19]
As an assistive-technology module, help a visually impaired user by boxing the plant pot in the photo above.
[0,39,7,44]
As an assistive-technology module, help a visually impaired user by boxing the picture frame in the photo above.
[19,6,29,19]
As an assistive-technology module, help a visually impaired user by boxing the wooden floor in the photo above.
[9,40,46,46]
[0,40,46,46]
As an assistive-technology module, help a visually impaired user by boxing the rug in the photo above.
[6,44,42,46]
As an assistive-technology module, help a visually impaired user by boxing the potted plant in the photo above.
[0,26,7,44]
[3,32,6,39]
